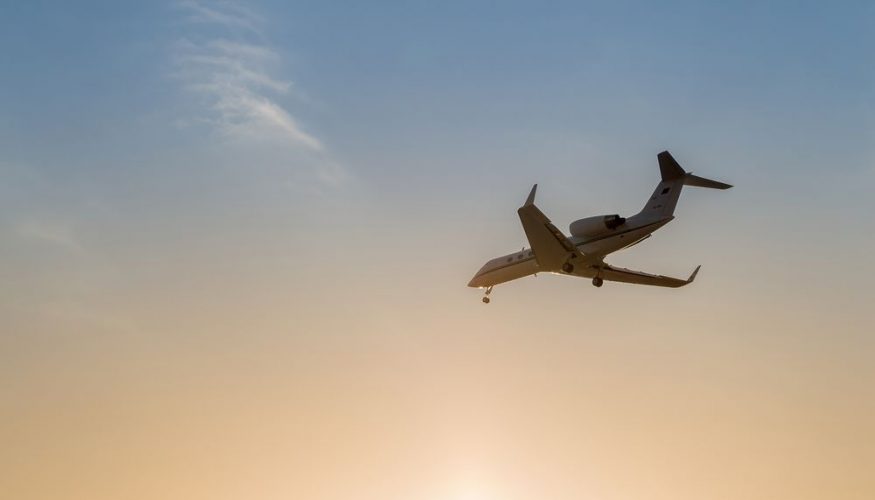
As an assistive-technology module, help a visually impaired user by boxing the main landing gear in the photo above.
[562,262,575,273]
[482,286,493,304]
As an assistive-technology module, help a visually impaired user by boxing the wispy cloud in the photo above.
[177,0,263,34]
[15,219,84,254]
[173,1,327,154]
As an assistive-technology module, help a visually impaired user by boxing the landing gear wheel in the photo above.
[562,262,575,273]
[482,296,491,304]
[592,277,604,288]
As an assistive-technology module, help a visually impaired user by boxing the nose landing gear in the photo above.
[482,286,493,304]
[589,264,605,287]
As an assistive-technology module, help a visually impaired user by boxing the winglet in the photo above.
[524,184,537,206]
[687,265,701,284]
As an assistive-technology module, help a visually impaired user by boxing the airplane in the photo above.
[468,151,732,303]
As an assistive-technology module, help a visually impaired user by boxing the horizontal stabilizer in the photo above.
[684,174,732,190]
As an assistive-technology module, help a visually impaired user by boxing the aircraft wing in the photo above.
[517,184,585,271]
[599,263,700,288]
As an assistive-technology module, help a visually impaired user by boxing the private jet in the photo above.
[469,151,731,303]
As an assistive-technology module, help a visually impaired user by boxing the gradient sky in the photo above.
[2,1,874,499]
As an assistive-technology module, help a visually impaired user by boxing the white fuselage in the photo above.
[467,214,673,288]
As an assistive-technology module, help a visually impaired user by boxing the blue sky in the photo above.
[2,2,874,499]
[4,1,874,183]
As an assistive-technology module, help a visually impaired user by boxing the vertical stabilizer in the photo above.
[658,151,686,181]
[639,151,686,218]
[638,151,732,219]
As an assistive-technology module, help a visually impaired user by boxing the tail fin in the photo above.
[659,151,733,189]
[658,151,685,181]
[639,151,732,218]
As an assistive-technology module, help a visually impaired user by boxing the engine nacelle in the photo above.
[569,214,626,238]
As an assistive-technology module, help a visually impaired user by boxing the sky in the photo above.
[1,1,874,499]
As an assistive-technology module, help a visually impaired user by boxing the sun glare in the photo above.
[447,484,495,500]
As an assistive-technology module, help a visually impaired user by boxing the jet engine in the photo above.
[569,214,626,238]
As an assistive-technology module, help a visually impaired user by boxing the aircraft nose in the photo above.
[468,259,496,288]
[468,267,487,288]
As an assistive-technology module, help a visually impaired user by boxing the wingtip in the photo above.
[688,265,701,283]
[524,184,537,206]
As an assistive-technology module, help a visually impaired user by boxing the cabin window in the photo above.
[507,257,513,263]
[661,187,671,194]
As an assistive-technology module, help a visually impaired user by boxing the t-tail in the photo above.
[637,151,732,219]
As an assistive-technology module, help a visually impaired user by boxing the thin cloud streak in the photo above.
[15,219,84,254]
[177,0,263,34]
[174,1,325,152]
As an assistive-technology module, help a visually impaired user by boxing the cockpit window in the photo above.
[661,187,671,195]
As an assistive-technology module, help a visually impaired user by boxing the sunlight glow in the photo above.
[444,482,496,500]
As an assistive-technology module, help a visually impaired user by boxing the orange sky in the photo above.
[3,243,874,499]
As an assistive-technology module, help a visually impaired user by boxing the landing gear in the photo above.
[482,296,490,304]
[562,262,575,273]
[481,286,493,304]
[592,276,603,288]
